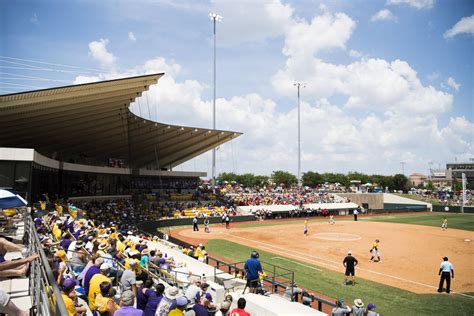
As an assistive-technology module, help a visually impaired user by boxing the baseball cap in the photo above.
[347,250,352,254]
[205,293,213,302]
[121,290,135,305]
[61,278,77,292]
[176,296,189,307]
[100,263,111,271]
[443,256,448,261]
[367,303,376,310]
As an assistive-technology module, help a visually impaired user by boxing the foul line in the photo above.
[230,234,474,299]
[271,257,322,271]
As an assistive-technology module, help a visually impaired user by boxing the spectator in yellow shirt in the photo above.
[88,263,112,310]
[168,296,189,316]
[94,281,118,316]
[60,278,87,316]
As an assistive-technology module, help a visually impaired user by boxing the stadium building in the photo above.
[0,73,242,201]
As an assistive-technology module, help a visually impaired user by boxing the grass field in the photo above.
[205,239,474,316]
[237,212,474,231]
[361,212,474,231]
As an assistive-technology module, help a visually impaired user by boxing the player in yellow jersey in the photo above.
[441,217,448,231]
[370,239,381,263]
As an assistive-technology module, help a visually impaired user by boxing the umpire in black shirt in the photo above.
[343,250,358,286]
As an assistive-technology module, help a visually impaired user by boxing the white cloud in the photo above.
[211,0,294,45]
[74,13,472,176]
[371,9,397,22]
[444,15,474,39]
[283,12,356,58]
[88,38,117,68]
[128,31,137,41]
[272,57,452,115]
[446,77,460,91]
[387,0,434,10]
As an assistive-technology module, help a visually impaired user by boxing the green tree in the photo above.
[218,172,240,183]
[271,170,297,186]
[302,171,324,187]
[392,174,409,191]
[253,175,270,187]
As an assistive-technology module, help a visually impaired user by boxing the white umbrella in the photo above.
[0,189,27,209]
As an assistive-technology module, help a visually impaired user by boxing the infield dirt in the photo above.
[174,220,474,294]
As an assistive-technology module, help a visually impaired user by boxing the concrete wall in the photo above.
[337,193,384,209]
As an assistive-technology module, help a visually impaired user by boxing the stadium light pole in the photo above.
[209,12,222,193]
[294,82,305,187]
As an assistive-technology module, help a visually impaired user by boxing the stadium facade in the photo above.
[0,74,241,201]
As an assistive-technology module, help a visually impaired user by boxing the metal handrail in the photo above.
[26,212,69,315]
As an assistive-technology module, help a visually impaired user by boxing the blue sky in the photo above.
[1,0,473,177]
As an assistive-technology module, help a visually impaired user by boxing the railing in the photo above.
[26,212,69,316]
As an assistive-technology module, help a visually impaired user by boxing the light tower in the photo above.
[294,82,305,187]
[209,12,223,192]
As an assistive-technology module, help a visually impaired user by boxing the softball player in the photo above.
[304,219,308,236]
[329,215,335,225]
[441,217,448,231]
[370,239,381,263]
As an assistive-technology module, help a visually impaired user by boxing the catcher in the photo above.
[370,239,381,263]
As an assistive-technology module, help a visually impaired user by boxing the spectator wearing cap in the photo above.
[88,263,112,310]
[60,278,87,316]
[155,286,178,316]
[352,299,366,316]
[137,279,155,311]
[244,251,262,294]
[191,292,213,316]
[115,290,143,316]
[168,296,189,316]
[144,283,165,316]
[367,303,379,316]
[229,297,251,316]
[95,281,118,316]
[84,257,104,297]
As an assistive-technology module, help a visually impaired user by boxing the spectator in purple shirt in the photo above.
[137,279,154,310]
[144,283,165,316]
[84,257,103,297]
[114,290,143,316]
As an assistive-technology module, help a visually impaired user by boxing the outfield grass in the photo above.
[238,212,474,231]
[361,212,474,231]
[205,239,474,316]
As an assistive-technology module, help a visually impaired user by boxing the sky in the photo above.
[1,0,473,178]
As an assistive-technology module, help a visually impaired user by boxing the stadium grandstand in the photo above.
[0,75,330,315]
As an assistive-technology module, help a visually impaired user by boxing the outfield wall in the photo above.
[136,215,256,235]
[432,205,474,213]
